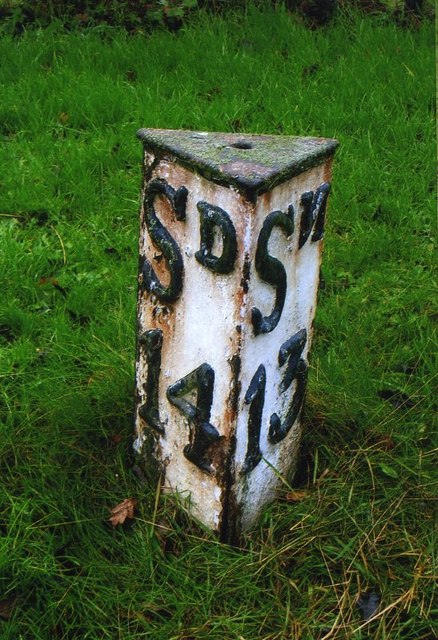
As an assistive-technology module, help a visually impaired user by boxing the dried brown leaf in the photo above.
[285,490,308,502]
[109,498,138,527]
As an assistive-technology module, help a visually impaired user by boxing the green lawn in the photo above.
[0,5,436,639]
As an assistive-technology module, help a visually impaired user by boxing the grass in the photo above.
[0,5,436,639]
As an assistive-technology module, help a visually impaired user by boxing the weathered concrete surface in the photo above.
[137,128,338,198]
[134,129,337,540]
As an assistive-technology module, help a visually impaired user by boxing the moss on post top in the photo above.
[137,128,338,197]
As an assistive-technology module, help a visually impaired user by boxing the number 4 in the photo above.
[167,363,223,475]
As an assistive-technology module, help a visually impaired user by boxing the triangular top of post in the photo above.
[137,128,338,197]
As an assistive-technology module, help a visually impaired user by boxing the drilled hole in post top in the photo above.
[230,140,253,150]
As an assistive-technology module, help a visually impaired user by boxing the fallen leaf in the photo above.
[0,594,17,620]
[109,498,138,527]
[357,591,380,621]
[285,490,308,502]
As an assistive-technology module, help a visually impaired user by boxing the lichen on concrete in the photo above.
[137,128,338,197]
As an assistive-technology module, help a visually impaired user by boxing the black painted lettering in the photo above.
[298,191,314,249]
[138,329,165,434]
[195,201,238,274]
[311,182,331,242]
[241,364,266,475]
[269,328,308,444]
[141,178,188,303]
[167,363,222,474]
[251,206,295,336]
[298,182,331,249]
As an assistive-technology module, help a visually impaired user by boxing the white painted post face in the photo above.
[134,129,337,540]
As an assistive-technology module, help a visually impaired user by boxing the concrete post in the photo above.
[134,128,338,540]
